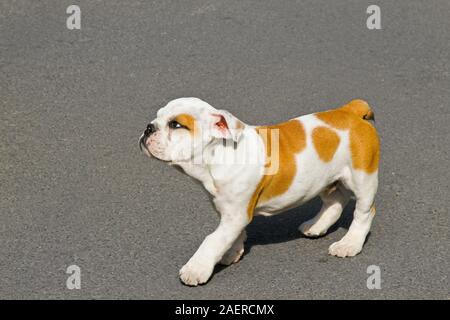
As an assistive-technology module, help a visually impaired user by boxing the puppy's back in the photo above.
[315,100,380,173]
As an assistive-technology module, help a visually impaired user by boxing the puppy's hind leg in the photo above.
[329,171,378,257]
[219,230,246,266]
[300,183,350,237]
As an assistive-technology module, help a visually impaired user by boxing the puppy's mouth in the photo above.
[139,135,148,153]
[139,134,170,162]
[139,135,152,157]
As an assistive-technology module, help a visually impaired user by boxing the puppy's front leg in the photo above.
[220,230,246,266]
[179,207,248,286]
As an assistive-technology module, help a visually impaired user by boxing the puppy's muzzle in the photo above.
[139,123,157,151]
[144,123,157,137]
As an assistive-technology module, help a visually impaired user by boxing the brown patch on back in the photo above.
[174,113,196,135]
[316,102,380,173]
[350,120,380,173]
[247,120,306,220]
[312,126,340,162]
[316,109,352,130]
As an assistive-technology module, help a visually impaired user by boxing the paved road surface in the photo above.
[1,0,448,299]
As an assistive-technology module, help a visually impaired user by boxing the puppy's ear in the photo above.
[210,110,244,142]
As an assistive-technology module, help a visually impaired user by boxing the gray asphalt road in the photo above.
[1,0,449,299]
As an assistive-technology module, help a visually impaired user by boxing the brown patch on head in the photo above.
[370,206,376,216]
[236,121,244,130]
[312,126,340,162]
[173,113,196,135]
[316,101,380,173]
[247,120,306,220]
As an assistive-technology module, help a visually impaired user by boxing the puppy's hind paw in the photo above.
[299,221,327,238]
[328,239,362,258]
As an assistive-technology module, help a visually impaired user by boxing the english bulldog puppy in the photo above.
[139,97,379,286]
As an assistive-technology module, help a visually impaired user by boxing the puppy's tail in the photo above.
[340,99,375,121]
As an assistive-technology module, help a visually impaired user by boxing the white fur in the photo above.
[140,98,378,286]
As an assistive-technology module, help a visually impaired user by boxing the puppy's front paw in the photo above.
[179,259,214,286]
[328,238,362,258]
[219,247,244,266]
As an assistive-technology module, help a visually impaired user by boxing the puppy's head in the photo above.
[139,97,244,163]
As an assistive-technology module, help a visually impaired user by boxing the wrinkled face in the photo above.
[139,97,243,163]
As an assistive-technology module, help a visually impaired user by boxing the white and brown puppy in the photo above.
[139,97,380,286]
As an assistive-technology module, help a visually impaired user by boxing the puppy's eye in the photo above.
[168,120,184,129]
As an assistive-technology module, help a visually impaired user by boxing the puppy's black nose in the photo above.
[144,123,156,136]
